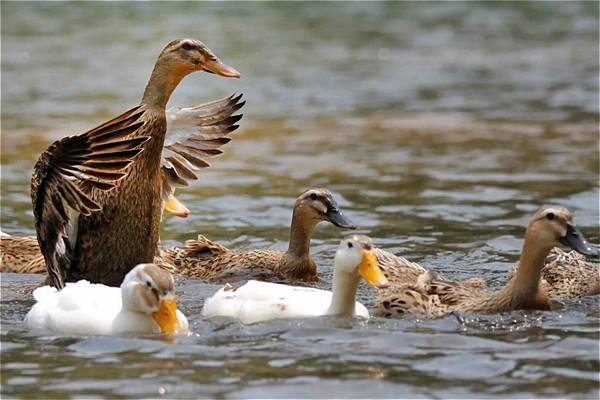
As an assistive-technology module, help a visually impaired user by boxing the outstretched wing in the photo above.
[160,93,244,200]
[31,106,149,289]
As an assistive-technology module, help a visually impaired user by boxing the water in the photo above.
[1,2,599,398]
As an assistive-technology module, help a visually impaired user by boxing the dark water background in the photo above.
[1,2,599,398]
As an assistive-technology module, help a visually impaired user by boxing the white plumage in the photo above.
[25,264,188,335]
[202,235,389,324]
[202,280,369,325]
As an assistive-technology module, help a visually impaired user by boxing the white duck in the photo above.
[201,235,389,324]
[25,264,188,335]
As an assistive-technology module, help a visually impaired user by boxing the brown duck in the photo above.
[162,188,356,283]
[2,94,243,276]
[0,233,43,274]
[31,39,242,288]
[374,247,487,289]
[507,247,599,299]
[377,207,597,318]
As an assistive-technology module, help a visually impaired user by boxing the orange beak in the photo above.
[152,298,180,335]
[164,194,190,218]
[358,249,389,289]
[203,58,241,78]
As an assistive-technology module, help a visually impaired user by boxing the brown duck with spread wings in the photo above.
[4,95,243,277]
[30,39,243,288]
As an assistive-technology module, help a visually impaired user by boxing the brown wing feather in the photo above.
[162,234,231,265]
[31,106,149,289]
[160,93,245,200]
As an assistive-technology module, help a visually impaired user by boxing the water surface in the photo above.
[1,2,599,398]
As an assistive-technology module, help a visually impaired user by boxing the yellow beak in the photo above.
[152,298,180,334]
[164,195,190,218]
[358,249,389,289]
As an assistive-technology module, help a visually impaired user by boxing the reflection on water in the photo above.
[1,2,599,399]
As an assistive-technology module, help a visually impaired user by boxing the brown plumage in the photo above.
[162,188,356,283]
[374,248,487,318]
[377,207,597,318]
[4,97,243,278]
[374,247,487,289]
[507,247,599,299]
[30,39,242,288]
[0,234,45,274]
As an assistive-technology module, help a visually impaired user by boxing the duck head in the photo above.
[142,39,240,110]
[294,188,356,230]
[158,38,240,78]
[120,264,183,334]
[335,235,389,288]
[527,207,596,257]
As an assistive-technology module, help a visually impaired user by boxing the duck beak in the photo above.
[152,298,180,334]
[164,195,190,218]
[203,58,241,78]
[357,249,389,289]
[559,225,598,257]
[325,206,356,229]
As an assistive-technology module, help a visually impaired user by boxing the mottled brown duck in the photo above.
[0,233,43,274]
[4,91,243,277]
[377,207,597,318]
[31,38,242,288]
[374,247,487,289]
[162,188,356,283]
[507,247,599,299]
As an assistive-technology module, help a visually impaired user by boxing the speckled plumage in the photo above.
[376,207,596,318]
[374,249,486,318]
[0,234,45,274]
[162,189,355,283]
[507,247,599,299]
[163,237,299,283]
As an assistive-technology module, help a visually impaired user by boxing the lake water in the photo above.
[1,2,599,398]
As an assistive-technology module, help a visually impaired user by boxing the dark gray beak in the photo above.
[559,225,598,257]
[325,206,356,229]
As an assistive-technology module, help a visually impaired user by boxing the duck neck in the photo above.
[141,60,190,111]
[326,269,359,316]
[508,231,552,301]
[286,208,317,259]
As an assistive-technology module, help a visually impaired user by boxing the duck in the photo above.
[377,206,598,318]
[162,188,357,283]
[201,234,390,324]
[31,39,243,289]
[506,247,599,299]
[0,232,44,274]
[0,231,178,276]
[24,263,189,335]
[3,92,243,276]
[374,247,487,289]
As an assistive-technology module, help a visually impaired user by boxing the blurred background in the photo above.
[1,2,599,398]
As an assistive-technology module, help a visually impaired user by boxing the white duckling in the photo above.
[25,264,188,335]
[201,235,389,324]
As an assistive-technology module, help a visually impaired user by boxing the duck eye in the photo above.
[347,242,353,248]
[146,281,151,288]
[546,212,554,220]
[310,193,317,201]
[181,42,195,51]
